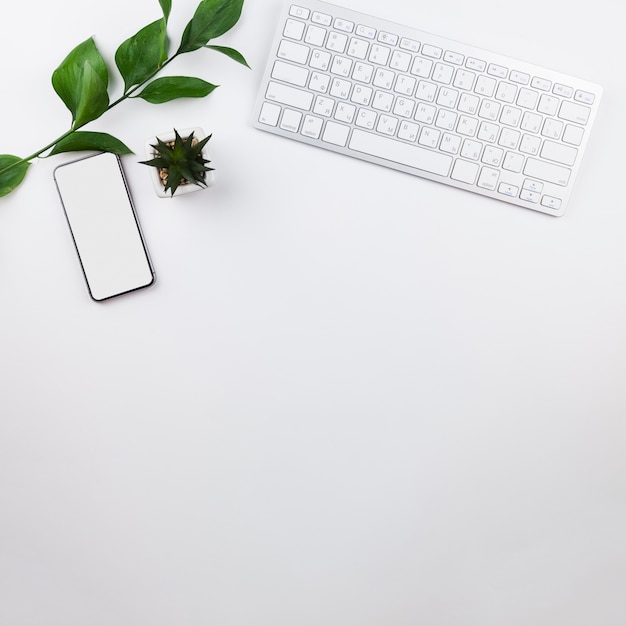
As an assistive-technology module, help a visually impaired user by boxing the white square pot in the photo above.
[144,127,215,198]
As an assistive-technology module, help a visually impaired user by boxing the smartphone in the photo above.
[54,152,155,301]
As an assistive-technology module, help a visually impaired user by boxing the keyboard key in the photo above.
[266,81,314,110]
[356,108,377,129]
[574,90,595,104]
[520,111,542,133]
[451,159,479,184]
[500,105,521,126]
[330,56,353,76]
[510,70,530,85]
[305,25,326,47]
[327,32,348,53]
[540,140,577,166]
[334,18,354,32]
[553,83,574,98]
[284,19,306,40]
[523,179,543,193]
[322,121,350,146]
[398,121,420,142]
[531,76,551,91]
[289,5,310,19]
[433,63,454,84]
[377,114,399,136]
[520,189,540,203]
[488,63,508,78]
[502,152,524,173]
[347,37,369,59]
[519,134,541,155]
[369,44,391,65]
[356,24,376,39]
[272,60,309,87]
[537,94,559,116]
[350,129,452,175]
[280,108,303,132]
[312,11,332,25]
[453,70,476,91]
[523,158,571,186]
[278,40,310,64]
[541,118,564,140]
[373,68,395,90]
[313,95,335,116]
[457,115,478,136]
[259,102,281,126]
[309,71,330,92]
[478,100,500,121]
[444,50,464,65]
[436,87,459,108]
[477,167,500,190]
[416,81,437,103]
[482,145,504,166]
[301,114,324,138]
[495,82,517,103]
[334,102,356,123]
[422,44,443,59]
[309,49,331,70]
[562,124,584,146]
[541,195,562,210]
[400,37,420,52]
[411,57,434,78]
[466,57,486,71]
[353,63,374,83]
[460,139,483,160]
[516,88,538,109]
[418,127,441,148]
[390,50,412,72]
[458,94,480,115]
[378,31,399,45]
[498,128,520,149]
[415,103,436,124]
[474,75,496,97]
[498,182,519,197]
[440,133,461,154]
[559,100,591,125]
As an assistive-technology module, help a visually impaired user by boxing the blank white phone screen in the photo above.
[54,153,155,301]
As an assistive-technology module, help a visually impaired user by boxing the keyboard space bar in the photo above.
[349,129,452,177]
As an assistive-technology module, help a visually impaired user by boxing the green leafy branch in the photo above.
[0,0,248,198]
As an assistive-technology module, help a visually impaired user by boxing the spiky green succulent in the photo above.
[141,129,213,196]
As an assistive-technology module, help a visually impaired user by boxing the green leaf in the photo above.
[204,45,249,68]
[115,19,168,92]
[51,38,110,127]
[0,155,30,198]
[136,76,218,103]
[48,132,133,156]
[159,0,172,21]
[178,0,244,53]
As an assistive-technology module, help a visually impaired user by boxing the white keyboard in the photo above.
[251,0,602,216]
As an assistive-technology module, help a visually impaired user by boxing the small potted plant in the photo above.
[142,127,215,197]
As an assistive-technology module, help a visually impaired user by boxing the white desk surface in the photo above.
[1,1,625,624]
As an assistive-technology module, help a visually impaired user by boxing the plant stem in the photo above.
[0,53,181,178]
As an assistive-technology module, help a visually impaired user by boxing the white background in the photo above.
[1,0,625,624]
